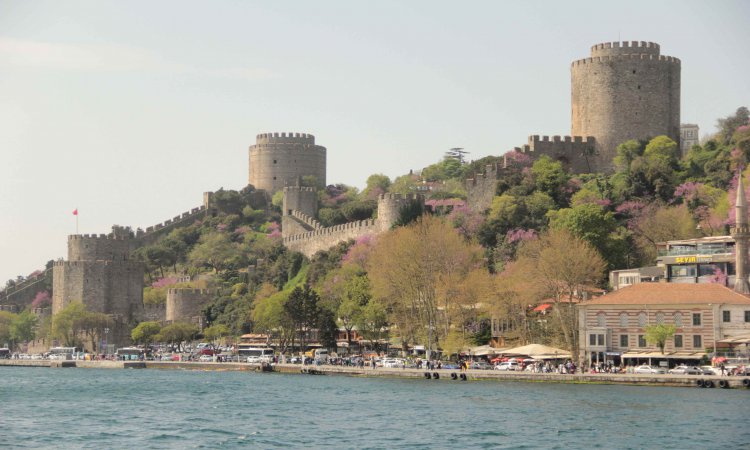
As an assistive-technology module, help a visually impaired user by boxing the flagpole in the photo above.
[75,207,79,234]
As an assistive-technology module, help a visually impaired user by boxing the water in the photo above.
[1,367,749,449]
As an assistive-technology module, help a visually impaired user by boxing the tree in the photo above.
[10,310,37,348]
[131,321,162,347]
[361,174,391,200]
[531,156,571,206]
[0,311,14,347]
[51,302,111,350]
[509,229,606,360]
[644,324,677,354]
[284,285,322,351]
[355,300,388,353]
[188,232,243,273]
[157,322,199,352]
[367,215,483,357]
[716,106,749,144]
[203,324,230,343]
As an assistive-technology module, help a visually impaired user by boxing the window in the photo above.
[638,335,646,347]
[723,311,731,323]
[638,312,647,327]
[589,334,604,346]
[596,313,606,327]
[673,312,682,327]
[745,311,750,323]
[273,159,277,164]
[620,335,628,347]
[670,265,696,278]
[692,313,701,326]
[674,335,683,348]
[656,312,664,324]
[619,313,628,328]
[693,335,702,348]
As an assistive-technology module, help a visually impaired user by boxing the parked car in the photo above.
[495,361,519,371]
[198,355,213,362]
[668,365,702,375]
[441,362,460,370]
[634,365,666,374]
[469,361,492,370]
[700,366,721,375]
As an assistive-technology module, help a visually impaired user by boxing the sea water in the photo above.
[1,367,748,449]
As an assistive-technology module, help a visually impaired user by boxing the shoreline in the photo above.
[2,359,748,389]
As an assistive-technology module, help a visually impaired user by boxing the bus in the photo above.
[116,347,144,361]
[238,347,274,363]
[48,347,77,360]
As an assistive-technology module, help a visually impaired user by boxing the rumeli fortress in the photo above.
[2,41,683,350]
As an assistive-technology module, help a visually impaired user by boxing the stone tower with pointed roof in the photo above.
[732,174,750,294]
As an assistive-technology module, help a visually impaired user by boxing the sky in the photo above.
[1,0,749,284]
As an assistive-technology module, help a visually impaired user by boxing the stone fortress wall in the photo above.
[166,288,214,325]
[508,40,680,174]
[52,235,144,320]
[248,132,326,194]
[282,191,423,257]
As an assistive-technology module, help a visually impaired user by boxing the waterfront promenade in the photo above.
[2,359,747,388]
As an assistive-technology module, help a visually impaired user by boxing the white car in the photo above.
[383,358,405,368]
[633,365,666,374]
[495,361,519,371]
[198,355,214,362]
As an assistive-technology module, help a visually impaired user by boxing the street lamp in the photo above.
[104,327,110,357]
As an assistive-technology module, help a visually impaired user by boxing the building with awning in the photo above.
[577,283,750,368]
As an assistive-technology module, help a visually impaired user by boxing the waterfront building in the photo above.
[577,283,750,367]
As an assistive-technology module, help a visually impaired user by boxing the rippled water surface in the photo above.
[1,367,749,449]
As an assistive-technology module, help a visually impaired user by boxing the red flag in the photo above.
[72,209,78,216]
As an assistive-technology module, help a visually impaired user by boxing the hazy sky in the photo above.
[1,0,749,284]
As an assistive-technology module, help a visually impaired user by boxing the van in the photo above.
[313,349,329,363]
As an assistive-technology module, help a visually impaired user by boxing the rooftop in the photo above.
[582,283,750,306]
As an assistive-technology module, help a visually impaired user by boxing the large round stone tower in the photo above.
[248,132,326,194]
[571,41,680,172]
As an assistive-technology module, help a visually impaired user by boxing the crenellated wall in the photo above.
[135,205,208,246]
[68,234,133,261]
[282,192,423,257]
[513,135,597,173]
[166,288,213,325]
[249,132,326,194]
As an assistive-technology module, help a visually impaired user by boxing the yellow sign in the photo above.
[675,256,697,264]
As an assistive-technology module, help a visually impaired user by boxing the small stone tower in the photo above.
[733,175,750,294]
[283,186,318,218]
[571,41,681,171]
[248,132,326,194]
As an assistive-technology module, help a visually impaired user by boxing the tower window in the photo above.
[273,176,276,180]
[632,70,636,74]
[637,85,641,89]
[273,160,277,164]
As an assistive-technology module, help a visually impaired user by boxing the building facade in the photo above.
[680,123,700,156]
[578,283,750,367]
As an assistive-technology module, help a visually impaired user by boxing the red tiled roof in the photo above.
[582,283,750,306]
[533,304,552,312]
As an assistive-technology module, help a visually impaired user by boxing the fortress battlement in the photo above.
[529,135,596,144]
[290,210,322,229]
[54,260,141,268]
[255,132,316,145]
[283,186,317,194]
[142,205,206,234]
[167,288,214,296]
[69,234,129,241]
[572,54,680,66]
[590,41,660,56]
[378,193,422,201]
[283,219,377,243]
